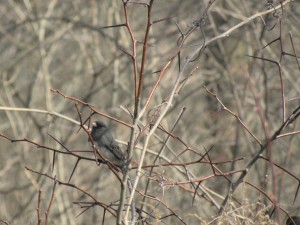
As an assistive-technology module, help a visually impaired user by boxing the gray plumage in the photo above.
[90,121,126,169]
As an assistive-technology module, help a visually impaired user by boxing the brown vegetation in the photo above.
[0,1,299,224]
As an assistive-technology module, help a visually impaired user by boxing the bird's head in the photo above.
[92,121,107,129]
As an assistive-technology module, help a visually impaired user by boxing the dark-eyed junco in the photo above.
[90,121,127,171]
[287,216,300,225]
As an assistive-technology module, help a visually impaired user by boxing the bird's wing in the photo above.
[105,141,125,160]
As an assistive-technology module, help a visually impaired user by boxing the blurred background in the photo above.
[0,1,299,224]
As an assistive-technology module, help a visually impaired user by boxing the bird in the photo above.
[90,121,127,171]
[286,216,300,225]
